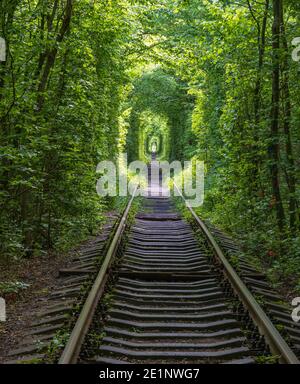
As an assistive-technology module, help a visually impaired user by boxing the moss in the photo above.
[255,355,279,364]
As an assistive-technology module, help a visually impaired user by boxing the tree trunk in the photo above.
[22,0,73,251]
[36,0,73,111]
[270,0,285,231]
[251,0,269,195]
[279,1,298,231]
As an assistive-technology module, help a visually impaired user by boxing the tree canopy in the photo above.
[1,0,300,288]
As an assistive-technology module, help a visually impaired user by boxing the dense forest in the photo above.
[1,0,300,291]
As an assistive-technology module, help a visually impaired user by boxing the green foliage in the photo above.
[137,0,300,289]
[0,281,29,295]
[1,0,300,292]
[0,0,135,258]
[255,355,279,364]
[126,68,194,162]
[47,330,70,362]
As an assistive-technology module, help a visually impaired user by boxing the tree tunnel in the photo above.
[126,68,195,163]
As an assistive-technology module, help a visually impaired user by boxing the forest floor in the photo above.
[0,213,116,363]
[0,249,74,362]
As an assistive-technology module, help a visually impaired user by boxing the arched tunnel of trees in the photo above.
[1,0,300,297]
[126,68,194,162]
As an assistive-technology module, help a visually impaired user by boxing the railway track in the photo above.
[5,158,299,364]
[55,163,299,365]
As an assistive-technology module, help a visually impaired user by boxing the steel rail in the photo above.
[174,182,299,364]
[59,187,137,364]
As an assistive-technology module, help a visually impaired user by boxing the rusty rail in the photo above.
[174,182,299,364]
[59,188,137,364]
